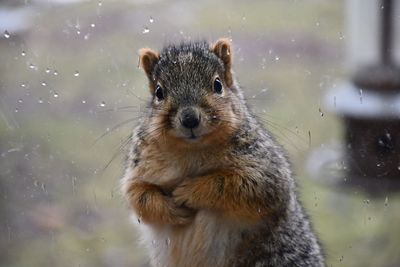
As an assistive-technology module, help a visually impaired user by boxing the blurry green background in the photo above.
[1,0,399,266]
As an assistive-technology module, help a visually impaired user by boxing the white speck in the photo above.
[82,100,86,104]
[4,30,10,38]
[29,63,36,70]
[21,83,26,88]
[98,1,102,6]
[53,70,58,76]
[45,68,51,73]
[84,34,90,40]
[142,27,150,34]
[274,55,280,61]
[21,51,26,56]
[339,32,345,40]
[14,108,18,113]
[76,30,81,35]
[100,101,106,107]
[41,81,47,86]
[149,17,154,23]
[38,98,44,104]
[18,99,23,103]
[53,92,59,98]
[91,23,96,28]
[74,71,80,77]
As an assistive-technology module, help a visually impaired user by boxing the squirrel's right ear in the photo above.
[138,48,160,83]
[212,38,233,87]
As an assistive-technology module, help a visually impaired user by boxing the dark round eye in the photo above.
[155,84,164,100]
[213,77,223,94]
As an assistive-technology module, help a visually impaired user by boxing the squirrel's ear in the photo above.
[138,48,160,82]
[212,38,233,87]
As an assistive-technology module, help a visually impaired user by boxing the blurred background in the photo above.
[1,0,400,266]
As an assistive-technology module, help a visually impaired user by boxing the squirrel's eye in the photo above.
[155,85,164,100]
[213,78,223,94]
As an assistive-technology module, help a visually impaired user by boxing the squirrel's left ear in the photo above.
[212,38,233,87]
[138,48,160,92]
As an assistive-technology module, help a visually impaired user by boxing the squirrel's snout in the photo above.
[180,107,201,129]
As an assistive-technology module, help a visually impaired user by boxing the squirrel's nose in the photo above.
[180,107,200,129]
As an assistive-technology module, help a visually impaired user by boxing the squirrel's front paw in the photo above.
[172,181,198,208]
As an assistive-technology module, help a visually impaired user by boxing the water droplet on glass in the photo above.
[74,71,80,77]
[274,55,280,61]
[21,51,26,56]
[18,98,23,103]
[76,30,81,35]
[41,81,47,86]
[14,107,18,113]
[4,30,10,38]
[384,196,389,206]
[53,70,58,76]
[53,92,59,98]
[149,17,154,23]
[21,83,26,88]
[319,108,324,117]
[166,238,171,246]
[29,63,36,70]
[339,32,345,40]
[91,23,96,28]
[45,68,51,73]
[38,98,44,104]
[359,89,363,104]
[98,1,102,6]
[100,101,106,107]
[82,100,86,104]
[84,34,90,40]
[142,27,150,34]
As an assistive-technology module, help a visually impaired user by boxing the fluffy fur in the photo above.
[121,39,325,267]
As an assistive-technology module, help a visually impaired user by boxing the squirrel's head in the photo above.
[138,38,242,147]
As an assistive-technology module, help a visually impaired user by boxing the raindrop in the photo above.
[21,51,26,56]
[74,71,80,77]
[166,238,171,246]
[4,30,10,38]
[14,108,18,113]
[38,98,44,104]
[45,68,51,73]
[384,196,389,207]
[99,101,106,107]
[90,23,96,28]
[53,92,59,98]
[18,98,23,103]
[84,34,90,40]
[29,63,36,70]
[274,55,280,61]
[339,32,345,40]
[142,27,150,34]
[41,81,47,86]
[149,17,154,23]
[319,108,324,117]
[359,89,363,103]
[98,1,102,6]
[21,83,26,88]
[82,100,86,104]
[53,70,58,76]
[76,30,81,35]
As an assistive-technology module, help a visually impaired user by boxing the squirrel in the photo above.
[121,38,325,267]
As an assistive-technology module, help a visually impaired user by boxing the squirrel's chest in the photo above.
[136,145,223,186]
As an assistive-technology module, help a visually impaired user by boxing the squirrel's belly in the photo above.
[134,210,238,267]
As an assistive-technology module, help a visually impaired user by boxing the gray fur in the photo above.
[123,40,325,267]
